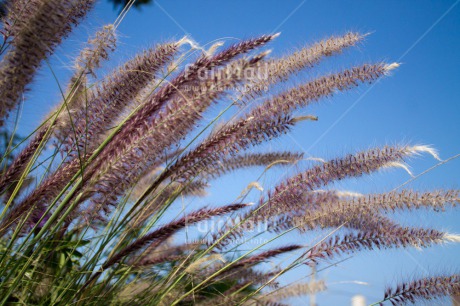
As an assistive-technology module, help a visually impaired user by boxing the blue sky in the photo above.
[13,0,460,305]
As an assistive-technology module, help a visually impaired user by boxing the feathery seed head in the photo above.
[382,161,414,177]
[74,24,117,77]
[404,145,441,161]
[205,41,225,56]
[384,62,401,73]
[442,233,460,243]
[382,274,460,305]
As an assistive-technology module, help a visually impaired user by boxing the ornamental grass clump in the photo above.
[0,1,458,305]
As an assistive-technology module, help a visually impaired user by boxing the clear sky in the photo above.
[13,0,460,305]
